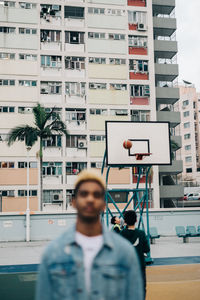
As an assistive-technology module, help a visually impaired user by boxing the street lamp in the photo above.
[26,146,31,242]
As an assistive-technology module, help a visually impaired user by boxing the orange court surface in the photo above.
[146,263,200,300]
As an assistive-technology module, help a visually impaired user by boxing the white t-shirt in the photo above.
[75,231,103,292]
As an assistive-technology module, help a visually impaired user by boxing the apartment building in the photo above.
[175,84,200,185]
[0,0,183,212]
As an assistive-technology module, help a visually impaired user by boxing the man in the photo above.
[36,170,144,300]
[120,210,150,299]
[110,216,121,233]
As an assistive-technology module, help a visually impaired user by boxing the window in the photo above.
[18,162,37,168]
[0,79,15,86]
[89,57,106,64]
[90,135,105,142]
[184,122,190,129]
[91,162,103,169]
[108,33,125,40]
[129,59,148,72]
[109,58,126,65]
[131,110,150,121]
[45,108,62,120]
[130,85,150,97]
[0,27,15,33]
[19,54,37,61]
[40,82,62,95]
[3,1,15,7]
[183,111,189,117]
[186,168,192,173]
[128,11,147,26]
[19,80,37,87]
[19,2,36,9]
[89,83,106,90]
[65,6,84,18]
[66,162,87,175]
[0,162,14,168]
[43,162,62,176]
[65,31,84,44]
[89,109,107,115]
[193,102,196,109]
[110,84,127,90]
[66,109,86,122]
[184,134,191,140]
[41,55,61,68]
[18,107,32,114]
[88,32,105,39]
[0,53,15,60]
[1,190,15,197]
[18,190,37,197]
[0,106,15,113]
[40,4,61,19]
[185,145,191,151]
[88,7,105,14]
[185,156,192,163]
[19,28,37,35]
[65,82,86,97]
[65,57,85,70]
[43,190,63,203]
[43,135,62,148]
[129,35,147,47]
[66,135,86,148]
[41,30,61,43]
[106,9,125,16]
[110,109,128,116]
[183,100,189,106]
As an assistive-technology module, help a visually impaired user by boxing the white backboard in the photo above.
[106,121,171,166]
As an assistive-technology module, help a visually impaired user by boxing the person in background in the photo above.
[111,216,121,233]
[120,210,150,299]
[36,170,144,300]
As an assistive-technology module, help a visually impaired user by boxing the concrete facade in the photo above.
[0,0,181,212]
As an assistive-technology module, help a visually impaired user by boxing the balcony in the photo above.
[171,136,182,150]
[156,86,179,105]
[157,110,180,127]
[160,185,184,199]
[152,0,175,15]
[154,40,178,59]
[41,41,61,51]
[0,6,37,24]
[155,63,178,82]
[153,16,176,36]
[128,0,146,7]
[159,160,183,175]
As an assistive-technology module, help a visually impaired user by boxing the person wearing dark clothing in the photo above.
[111,216,121,233]
[120,210,150,299]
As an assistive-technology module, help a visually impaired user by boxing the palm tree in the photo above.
[7,103,68,211]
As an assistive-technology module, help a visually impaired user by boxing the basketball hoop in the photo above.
[133,153,152,160]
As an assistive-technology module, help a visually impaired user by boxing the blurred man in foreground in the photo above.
[36,170,144,300]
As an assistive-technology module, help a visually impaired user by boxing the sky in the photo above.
[176,0,200,90]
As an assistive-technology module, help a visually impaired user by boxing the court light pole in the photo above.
[26,146,31,242]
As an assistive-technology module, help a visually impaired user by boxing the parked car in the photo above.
[183,193,200,200]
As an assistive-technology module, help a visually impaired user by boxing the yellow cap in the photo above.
[74,169,106,191]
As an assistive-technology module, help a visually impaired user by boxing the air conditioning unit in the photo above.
[53,194,63,202]
[90,84,97,89]
[41,88,48,94]
[137,23,147,31]
[78,139,87,149]
[52,5,59,11]
[25,107,32,113]
[96,162,102,169]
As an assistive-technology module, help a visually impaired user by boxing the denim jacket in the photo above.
[36,224,144,300]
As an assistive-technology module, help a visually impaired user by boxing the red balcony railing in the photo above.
[128,0,146,7]
[129,46,148,55]
[130,97,149,105]
[129,72,149,80]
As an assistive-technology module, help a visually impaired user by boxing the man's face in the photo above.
[73,181,105,223]
[115,217,121,225]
